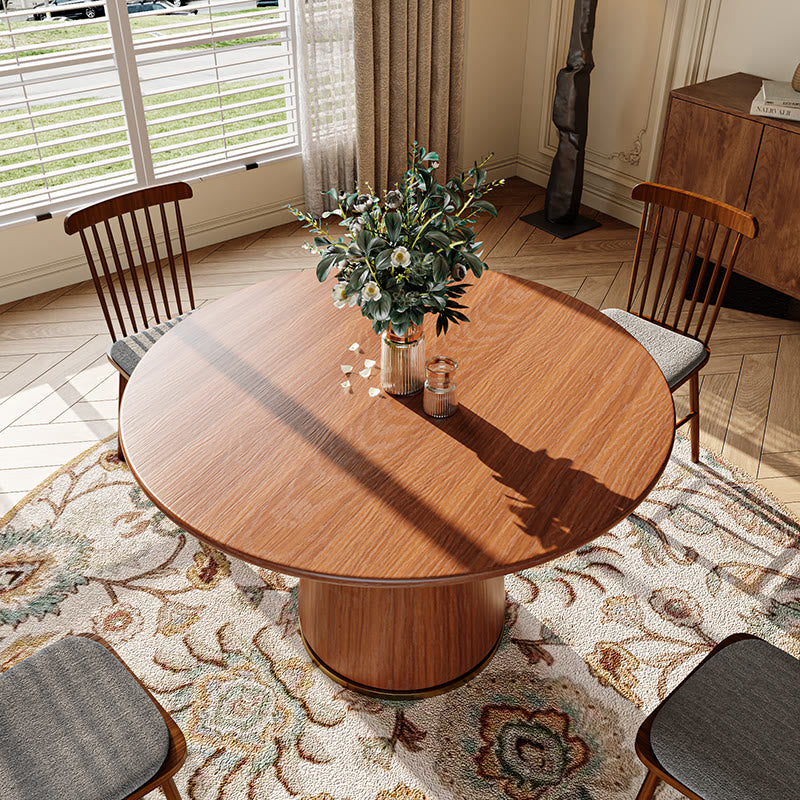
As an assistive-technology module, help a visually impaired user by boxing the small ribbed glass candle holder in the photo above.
[380,323,425,395]
[423,356,458,418]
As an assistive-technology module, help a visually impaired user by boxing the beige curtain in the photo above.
[353,0,465,195]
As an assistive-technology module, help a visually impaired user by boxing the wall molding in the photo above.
[521,0,725,226]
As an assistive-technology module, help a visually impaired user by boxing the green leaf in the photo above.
[347,265,368,292]
[472,200,497,217]
[375,292,392,320]
[423,151,440,162]
[368,236,387,255]
[463,252,485,277]
[433,255,449,283]
[313,235,331,248]
[375,249,393,270]
[425,230,451,249]
[475,168,487,188]
[316,254,336,282]
[385,211,402,242]
[356,229,370,252]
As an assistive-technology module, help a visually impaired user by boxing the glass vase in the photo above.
[423,356,458,417]
[380,323,425,395]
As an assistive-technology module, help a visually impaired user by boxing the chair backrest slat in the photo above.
[103,218,138,332]
[78,229,117,340]
[129,209,161,324]
[143,205,172,320]
[159,203,182,315]
[64,182,194,340]
[627,203,649,311]
[704,233,746,344]
[693,227,732,339]
[682,223,719,335]
[648,207,679,320]
[91,224,128,338]
[624,182,758,347]
[658,211,694,325]
[117,214,149,327]
[637,204,663,318]
[174,200,195,310]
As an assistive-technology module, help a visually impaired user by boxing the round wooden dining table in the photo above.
[120,269,675,697]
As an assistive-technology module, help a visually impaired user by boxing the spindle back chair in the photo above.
[64,182,195,342]
[64,182,196,458]
[627,182,757,347]
[602,183,758,462]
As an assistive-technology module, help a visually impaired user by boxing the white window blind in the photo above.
[0,0,298,226]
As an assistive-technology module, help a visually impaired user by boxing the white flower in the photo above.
[353,194,374,213]
[332,283,356,308]
[390,246,411,268]
[348,216,365,235]
[362,281,382,302]
[430,160,439,169]
[385,189,403,209]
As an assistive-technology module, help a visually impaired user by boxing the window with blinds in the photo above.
[0,0,298,226]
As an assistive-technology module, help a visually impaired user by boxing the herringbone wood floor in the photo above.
[1,177,799,519]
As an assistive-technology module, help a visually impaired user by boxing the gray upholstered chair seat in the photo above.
[0,636,170,800]
[649,637,800,800]
[108,311,192,377]
[601,308,707,388]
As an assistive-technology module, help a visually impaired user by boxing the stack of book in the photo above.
[750,80,800,121]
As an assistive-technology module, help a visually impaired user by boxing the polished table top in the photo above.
[120,269,675,585]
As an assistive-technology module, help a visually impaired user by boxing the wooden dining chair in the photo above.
[64,182,196,456]
[634,633,800,800]
[0,632,186,800]
[600,182,758,462]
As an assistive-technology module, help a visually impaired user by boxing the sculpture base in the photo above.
[521,209,601,240]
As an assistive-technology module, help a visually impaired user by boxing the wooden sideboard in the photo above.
[656,72,800,300]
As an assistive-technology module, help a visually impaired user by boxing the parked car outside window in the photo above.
[126,1,198,13]
[28,0,105,20]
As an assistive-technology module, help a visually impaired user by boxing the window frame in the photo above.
[0,0,301,229]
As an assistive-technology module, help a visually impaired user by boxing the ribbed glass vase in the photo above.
[380,323,425,395]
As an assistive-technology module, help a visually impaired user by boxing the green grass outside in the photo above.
[0,79,289,199]
[0,9,280,60]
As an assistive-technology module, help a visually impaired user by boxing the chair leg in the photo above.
[117,374,128,462]
[635,769,661,800]
[689,372,700,463]
[161,777,182,800]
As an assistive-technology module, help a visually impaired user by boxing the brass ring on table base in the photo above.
[299,623,504,700]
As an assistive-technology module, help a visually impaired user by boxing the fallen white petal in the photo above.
[340,380,351,388]
[359,367,372,378]
[368,387,380,397]
[340,364,353,373]
[364,359,376,368]
[348,342,360,351]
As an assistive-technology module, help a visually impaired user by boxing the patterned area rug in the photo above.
[2,435,799,800]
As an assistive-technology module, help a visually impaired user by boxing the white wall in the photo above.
[461,0,530,175]
[707,0,800,82]
[0,156,304,304]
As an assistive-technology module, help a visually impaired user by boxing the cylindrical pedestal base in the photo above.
[298,576,506,698]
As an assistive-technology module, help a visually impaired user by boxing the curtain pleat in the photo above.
[353,0,465,195]
[293,0,357,215]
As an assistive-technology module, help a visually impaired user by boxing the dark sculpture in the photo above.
[523,0,600,239]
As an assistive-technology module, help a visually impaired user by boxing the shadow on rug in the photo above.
[1,434,798,799]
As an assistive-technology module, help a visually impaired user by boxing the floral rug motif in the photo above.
[1,435,799,800]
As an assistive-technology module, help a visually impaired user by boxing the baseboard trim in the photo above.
[0,194,305,303]
[515,152,641,226]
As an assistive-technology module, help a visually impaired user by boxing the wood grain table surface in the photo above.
[120,269,675,587]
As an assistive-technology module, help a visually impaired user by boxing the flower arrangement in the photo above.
[289,144,503,336]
